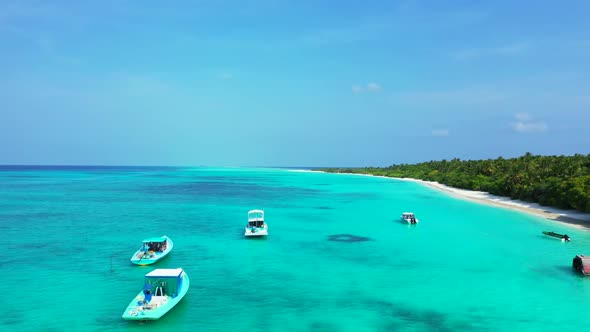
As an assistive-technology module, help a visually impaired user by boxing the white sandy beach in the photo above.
[396,177,590,227]
[303,170,590,229]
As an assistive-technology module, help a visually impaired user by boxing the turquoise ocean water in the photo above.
[1,166,590,332]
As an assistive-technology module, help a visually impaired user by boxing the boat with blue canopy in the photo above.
[122,268,190,320]
[130,235,173,265]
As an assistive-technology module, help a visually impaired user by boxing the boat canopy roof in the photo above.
[142,237,167,243]
[145,268,184,278]
[402,212,415,217]
[248,209,264,220]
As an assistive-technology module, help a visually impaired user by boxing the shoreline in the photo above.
[307,170,590,230]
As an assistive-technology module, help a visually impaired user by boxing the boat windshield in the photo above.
[142,240,167,252]
[248,220,264,228]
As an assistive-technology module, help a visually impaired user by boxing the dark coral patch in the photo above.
[327,234,372,243]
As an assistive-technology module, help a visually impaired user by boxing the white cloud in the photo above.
[431,129,450,137]
[301,21,391,46]
[367,82,382,92]
[510,113,547,133]
[108,72,172,97]
[218,72,233,80]
[452,42,531,60]
[493,42,530,56]
[511,122,547,133]
[352,83,382,94]
[352,84,364,94]
[36,35,54,53]
[514,112,531,121]
[394,88,509,105]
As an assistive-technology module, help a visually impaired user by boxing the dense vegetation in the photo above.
[321,153,590,213]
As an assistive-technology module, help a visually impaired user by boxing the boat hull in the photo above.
[244,226,268,237]
[543,231,570,242]
[401,218,419,224]
[130,236,174,265]
[122,271,190,320]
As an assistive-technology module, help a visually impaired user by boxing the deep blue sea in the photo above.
[1,166,590,331]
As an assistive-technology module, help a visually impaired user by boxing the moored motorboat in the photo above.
[244,209,268,237]
[573,255,590,275]
[401,212,419,224]
[130,235,173,265]
[542,231,571,242]
[122,268,190,320]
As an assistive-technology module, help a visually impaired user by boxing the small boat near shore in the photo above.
[122,268,190,320]
[401,212,419,224]
[130,235,173,265]
[542,231,571,242]
[245,209,268,237]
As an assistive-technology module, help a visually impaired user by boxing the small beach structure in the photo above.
[572,255,590,276]
[130,235,173,265]
[122,268,190,320]
[244,209,268,237]
[542,231,571,242]
[401,212,419,224]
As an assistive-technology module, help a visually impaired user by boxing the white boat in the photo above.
[244,209,268,237]
[122,268,190,320]
[401,212,419,224]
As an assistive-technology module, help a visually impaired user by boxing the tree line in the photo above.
[320,153,590,213]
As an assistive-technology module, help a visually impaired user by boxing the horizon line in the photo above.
[0,164,352,169]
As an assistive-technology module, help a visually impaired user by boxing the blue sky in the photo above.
[1,0,589,167]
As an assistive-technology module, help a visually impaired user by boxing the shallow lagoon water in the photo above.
[1,166,589,331]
